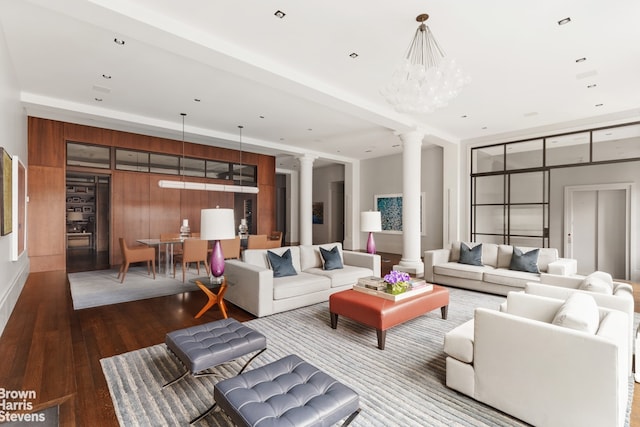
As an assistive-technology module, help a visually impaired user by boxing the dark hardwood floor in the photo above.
[1,252,638,426]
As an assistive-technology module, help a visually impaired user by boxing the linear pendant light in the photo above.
[158,119,259,194]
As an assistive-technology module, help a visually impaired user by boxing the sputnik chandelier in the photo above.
[381,13,469,114]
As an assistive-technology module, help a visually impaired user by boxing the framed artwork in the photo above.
[374,192,426,235]
[11,157,26,260]
[1,147,12,236]
[312,202,324,224]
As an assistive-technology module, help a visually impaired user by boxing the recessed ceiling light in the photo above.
[259,115,265,119]
[113,38,125,45]
[481,126,488,130]
[365,149,372,153]
[349,52,359,59]
[575,57,587,63]
[558,17,571,25]
[102,74,111,79]
[587,84,597,88]
[274,10,286,19]
[94,97,103,102]
[524,111,538,117]
[307,128,313,131]
[279,138,285,141]
[392,144,400,148]
[595,103,604,107]
[194,98,201,102]
[461,115,468,118]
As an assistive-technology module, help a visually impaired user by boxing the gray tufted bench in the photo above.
[192,354,361,426]
[163,318,267,388]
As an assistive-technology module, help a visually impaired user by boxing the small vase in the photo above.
[386,281,409,295]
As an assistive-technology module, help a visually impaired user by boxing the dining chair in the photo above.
[265,231,283,249]
[118,238,156,283]
[220,236,241,259]
[173,238,209,283]
[247,234,268,249]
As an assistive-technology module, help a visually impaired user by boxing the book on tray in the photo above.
[357,276,386,290]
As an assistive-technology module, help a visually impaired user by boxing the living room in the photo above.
[1,1,640,426]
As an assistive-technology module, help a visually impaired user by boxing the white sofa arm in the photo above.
[546,258,577,275]
[224,260,275,317]
[343,251,381,277]
[424,248,451,282]
[474,307,627,427]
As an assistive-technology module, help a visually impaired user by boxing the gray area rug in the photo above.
[69,266,205,309]
[99,287,635,426]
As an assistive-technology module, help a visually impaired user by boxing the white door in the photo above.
[564,184,631,279]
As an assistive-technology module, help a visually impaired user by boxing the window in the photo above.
[115,149,149,172]
[546,132,590,166]
[593,124,640,162]
[67,142,110,169]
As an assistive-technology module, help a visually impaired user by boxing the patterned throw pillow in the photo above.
[458,243,483,266]
[266,249,297,278]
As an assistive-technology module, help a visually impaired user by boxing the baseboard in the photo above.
[0,258,30,336]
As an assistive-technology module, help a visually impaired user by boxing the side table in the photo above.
[191,276,228,319]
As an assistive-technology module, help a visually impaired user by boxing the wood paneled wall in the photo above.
[28,117,276,272]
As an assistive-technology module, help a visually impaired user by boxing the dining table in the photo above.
[136,237,186,276]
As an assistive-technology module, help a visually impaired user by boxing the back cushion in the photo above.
[244,246,302,272]
[497,245,558,272]
[300,243,343,271]
[537,247,558,272]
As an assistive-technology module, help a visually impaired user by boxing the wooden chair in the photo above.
[220,236,241,259]
[265,231,283,249]
[118,238,156,283]
[247,234,268,249]
[173,239,209,283]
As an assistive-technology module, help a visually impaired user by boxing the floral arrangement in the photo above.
[383,270,411,295]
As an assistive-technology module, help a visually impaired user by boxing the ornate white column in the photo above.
[297,154,316,246]
[394,130,425,277]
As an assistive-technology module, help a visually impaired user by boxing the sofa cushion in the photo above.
[267,249,297,278]
[459,243,483,266]
[483,268,540,288]
[551,293,600,334]
[509,247,540,273]
[300,243,343,271]
[579,271,614,295]
[305,265,373,288]
[434,262,494,281]
[320,246,344,270]
[273,272,331,300]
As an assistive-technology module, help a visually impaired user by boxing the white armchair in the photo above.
[444,292,629,427]
[527,271,635,373]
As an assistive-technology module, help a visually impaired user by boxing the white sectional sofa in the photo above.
[424,242,577,295]
[223,243,380,317]
[444,292,630,427]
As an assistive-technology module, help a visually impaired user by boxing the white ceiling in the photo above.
[1,0,639,170]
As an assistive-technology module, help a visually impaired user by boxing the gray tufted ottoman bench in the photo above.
[163,318,267,388]
[193,354,361,426]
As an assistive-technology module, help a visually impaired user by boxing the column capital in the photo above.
[398,130,425,147]
[296,153,317,165]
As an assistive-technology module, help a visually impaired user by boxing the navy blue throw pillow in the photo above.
[509,246,540,273]
[320,246,344,270]
[458,243,483,266]
[266,249,297,278]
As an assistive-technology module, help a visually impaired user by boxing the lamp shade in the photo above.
[361,211,382,232]
[67,212,83,221]
[200,208,236,240]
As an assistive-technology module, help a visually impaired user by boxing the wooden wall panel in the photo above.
[28,118,64,167]
[27,117,277,271]
[111,171,150,266]
[28,165,65,271]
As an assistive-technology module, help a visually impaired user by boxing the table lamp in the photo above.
[361,211,382,254]
[68,212,83,231]
[200,207,236,283]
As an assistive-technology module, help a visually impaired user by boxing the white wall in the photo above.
[0,25,29,335]
[359,145,443,254]
[312,164,344,244]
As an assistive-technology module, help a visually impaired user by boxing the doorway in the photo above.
[66,173,111,272]
[330,181,345,243]
[564,183,631,279]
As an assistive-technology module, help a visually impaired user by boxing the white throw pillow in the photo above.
[578,271,614,295]
[552,293,600,334]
